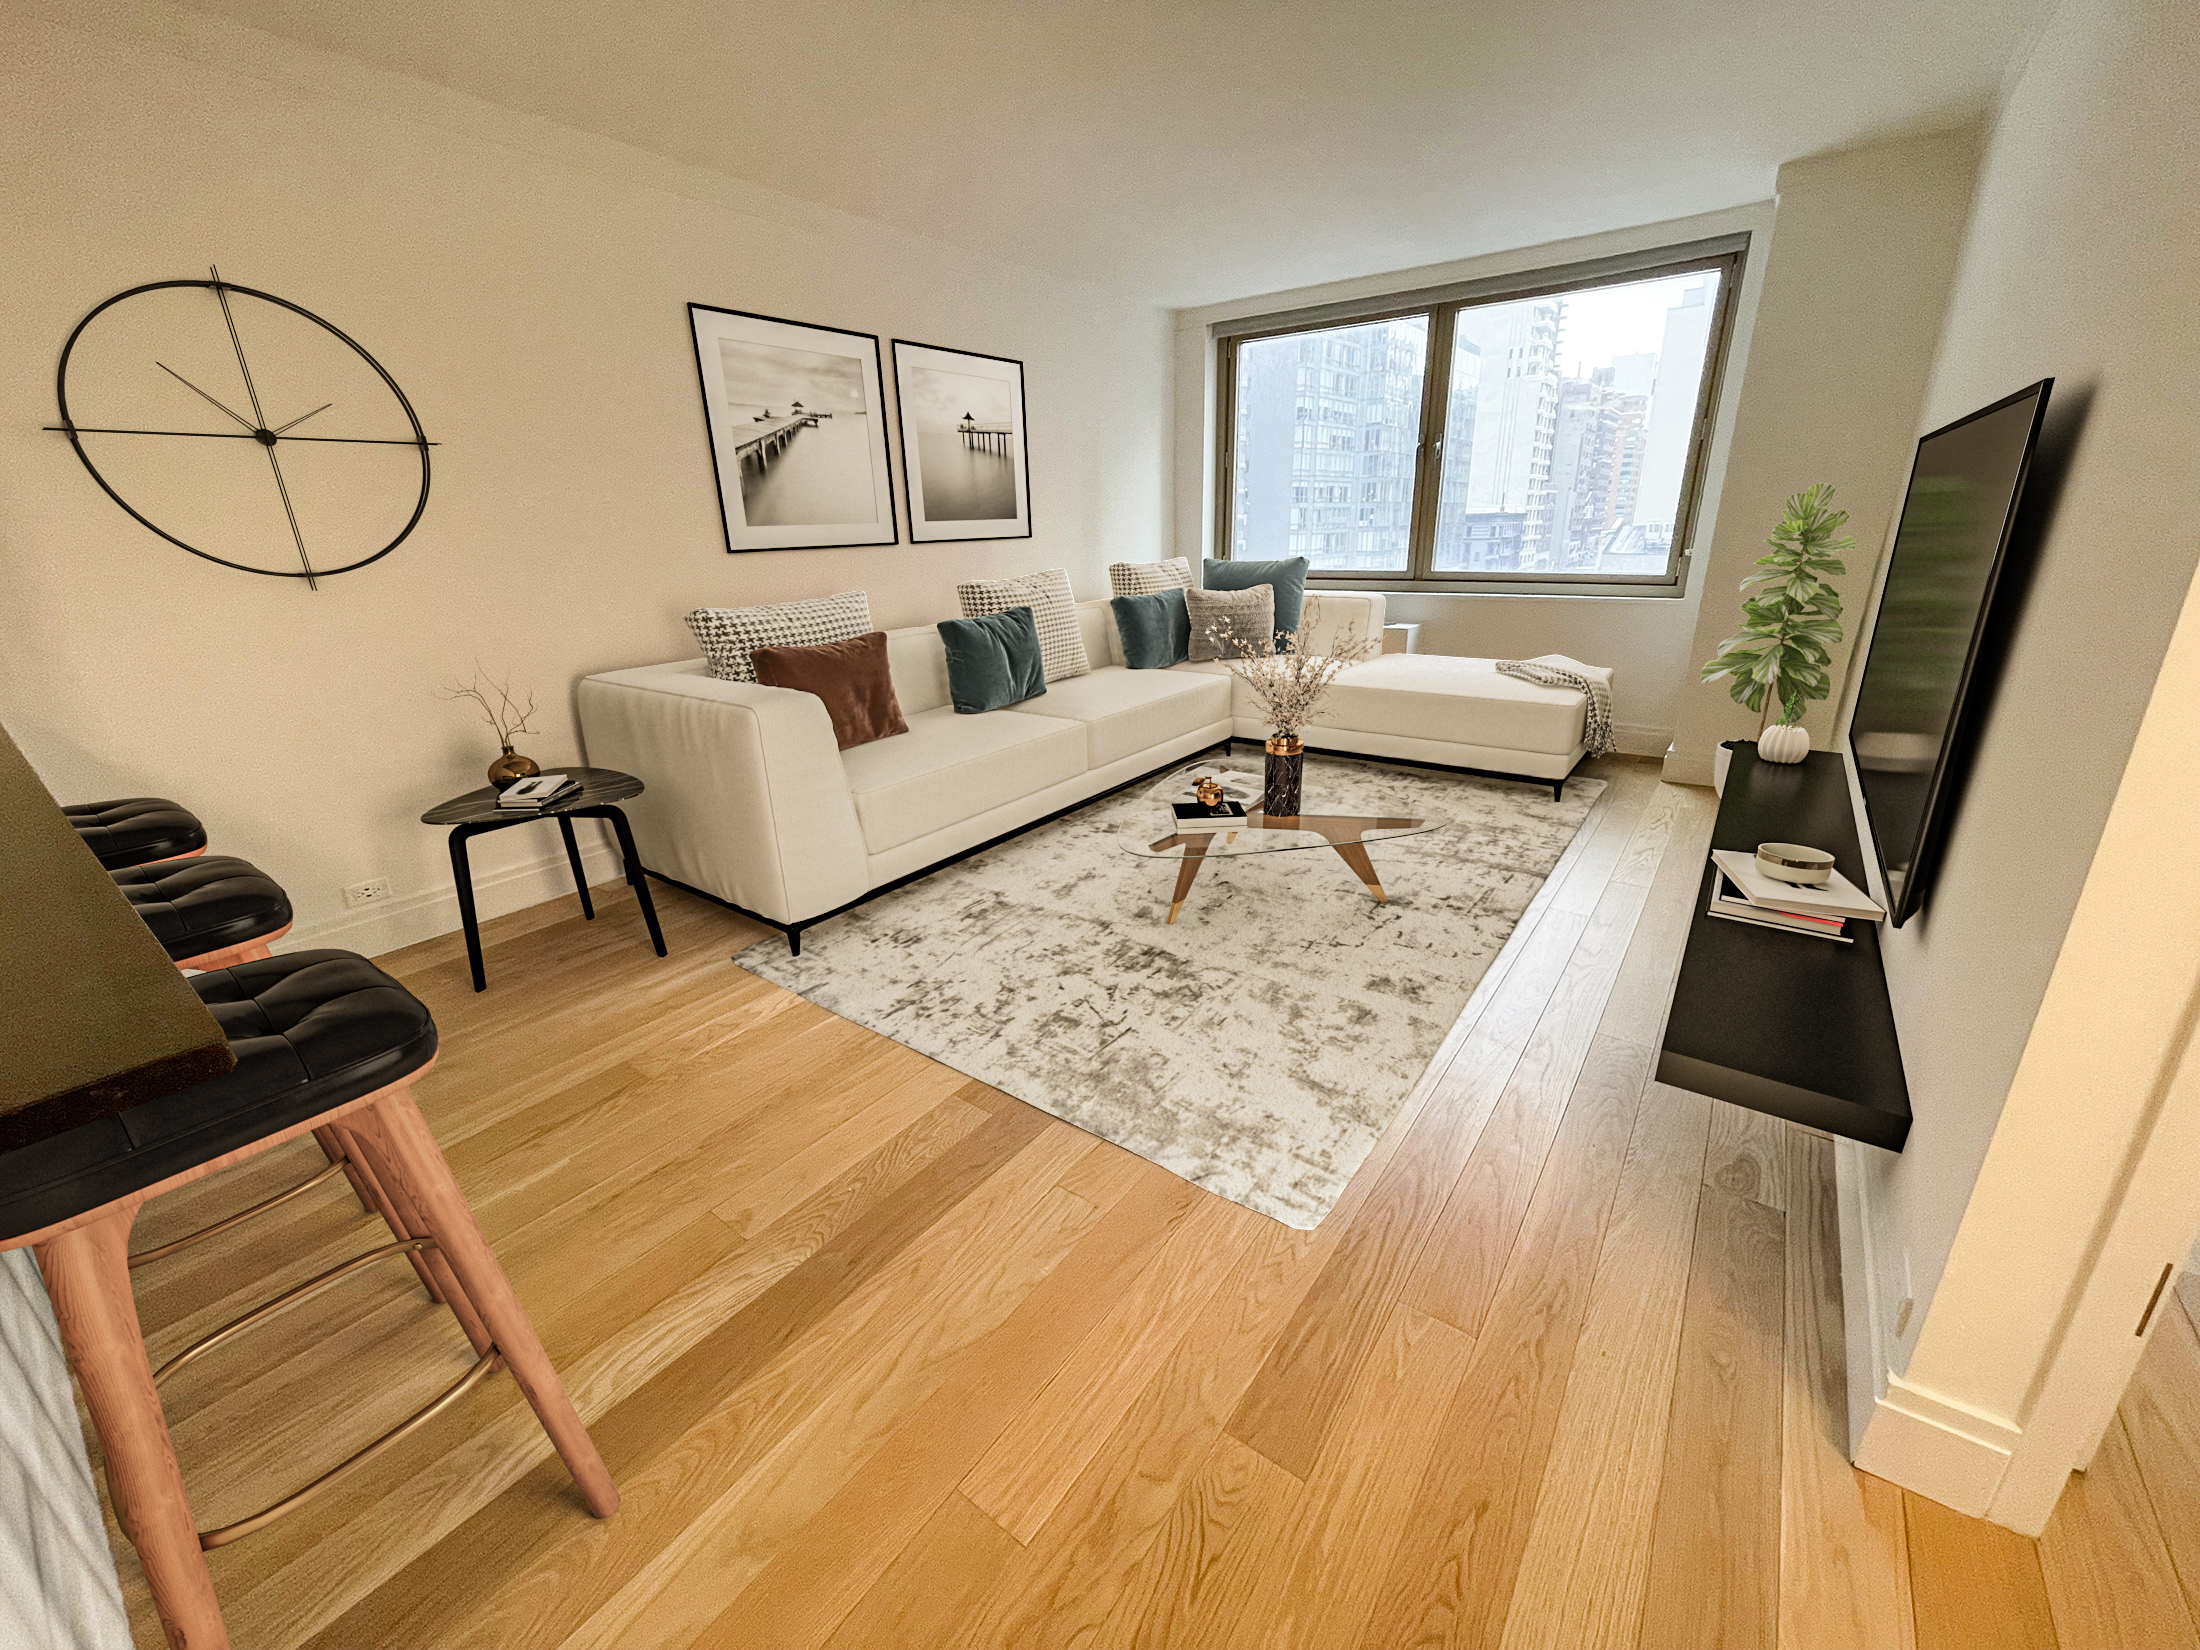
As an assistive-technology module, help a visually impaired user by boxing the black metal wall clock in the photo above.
[47,269,434,589]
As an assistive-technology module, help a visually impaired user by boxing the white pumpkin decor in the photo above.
[1758,723,1811,764]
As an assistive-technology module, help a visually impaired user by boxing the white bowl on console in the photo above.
[1756,842,1835,887]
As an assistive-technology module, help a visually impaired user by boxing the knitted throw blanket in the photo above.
[1497,656,1617,757]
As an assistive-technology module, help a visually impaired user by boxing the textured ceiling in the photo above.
[181,0,2036,306]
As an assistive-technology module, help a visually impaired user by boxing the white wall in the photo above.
[1666,129,1983,780]
[1840,0,2200,1531]
[1169,204,1776,759]
[0,0,1172,958]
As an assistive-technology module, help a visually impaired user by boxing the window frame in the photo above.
[1212,235,1749,594]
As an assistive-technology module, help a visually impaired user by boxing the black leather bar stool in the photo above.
[0,949,618,1650]
[109,855,294,972]
[65,797,208,869]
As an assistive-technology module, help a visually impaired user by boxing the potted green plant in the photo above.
[1700,483,1852,767]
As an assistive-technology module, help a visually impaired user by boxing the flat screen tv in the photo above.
[1849,378,2052,927]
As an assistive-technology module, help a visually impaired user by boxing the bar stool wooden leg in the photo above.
[36,1207,229,1650]
[348,1091,619,1518]
[338,1121,493,1357]
[314,1123,453,1310]
[315,1125,381,1216]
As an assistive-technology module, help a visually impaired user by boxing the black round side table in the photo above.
[421,767,666,992]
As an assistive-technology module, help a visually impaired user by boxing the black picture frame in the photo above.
[890,338,1033,544]
[687,303,899,554]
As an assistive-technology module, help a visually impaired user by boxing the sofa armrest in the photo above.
[575,661,870,928]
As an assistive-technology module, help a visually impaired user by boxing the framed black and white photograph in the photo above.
[688,304,898,552]
[890,340,1032,543]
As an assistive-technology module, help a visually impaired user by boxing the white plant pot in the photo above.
[1758,723,1810,764]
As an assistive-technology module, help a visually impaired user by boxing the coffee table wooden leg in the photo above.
[1332,840,1388,903]
[1167,837,1215,924]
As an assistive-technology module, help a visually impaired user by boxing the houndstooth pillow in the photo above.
[686,590,873,684]
[1108,557,1193,598]
[956,568,1090,683]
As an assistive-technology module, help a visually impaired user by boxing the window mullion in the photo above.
[1405,307,1454,581]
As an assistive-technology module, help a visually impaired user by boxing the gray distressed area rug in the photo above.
[738,757,1603,1228]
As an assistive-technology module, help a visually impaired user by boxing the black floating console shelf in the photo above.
[1659,743,1910,1151]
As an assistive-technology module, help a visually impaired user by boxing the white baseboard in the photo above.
[1853,1373,2022,1518]
[1661,747,1716,787]
[1612,722,1673,759]
[278,836,628,962]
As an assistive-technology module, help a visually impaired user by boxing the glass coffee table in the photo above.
[1122,765,1446,923]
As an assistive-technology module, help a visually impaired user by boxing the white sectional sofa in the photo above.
[576,593,1606,951]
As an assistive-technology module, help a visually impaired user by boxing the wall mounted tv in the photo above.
[1848,378,2052,927]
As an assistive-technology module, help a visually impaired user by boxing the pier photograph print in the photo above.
[688,304,897,551]
[891,340,1032,542]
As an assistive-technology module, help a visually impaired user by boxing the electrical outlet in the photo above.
[342,877,393,910]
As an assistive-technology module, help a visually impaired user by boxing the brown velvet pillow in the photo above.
[750,630,908,750]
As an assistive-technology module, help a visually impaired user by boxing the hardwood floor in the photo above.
[89,756,2200,1648]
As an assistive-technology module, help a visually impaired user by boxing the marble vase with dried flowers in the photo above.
[1202,596,1377,816]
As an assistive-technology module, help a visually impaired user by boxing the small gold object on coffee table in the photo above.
[1125,764,1445,925]
[1193,775,1226,808]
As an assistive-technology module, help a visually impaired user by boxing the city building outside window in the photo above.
[1216,242,1744,588]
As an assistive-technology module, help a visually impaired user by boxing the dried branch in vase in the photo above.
[438,664,540,747]
[1201,595,1377,739]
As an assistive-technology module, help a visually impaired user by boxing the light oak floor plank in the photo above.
[1779,1133,1912,1650]
[2038,1411,2200,1650]
[1905,1489,2059,1650]
[1495,1081,1713,1650]
[1638,1185,1786,1649]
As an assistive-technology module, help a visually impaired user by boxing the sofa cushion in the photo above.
[1204,555,1308,641]
[956,568,1091,682]
[686,591,873,684]
[1111,588,1190,669]
[1022,666,1232,769]
[938,607,1047,714]
[1187,584,1274,662]
[1313,654,1603,756]
[751,631,909,750]
[840,705,1085,853]
[1108,556,1193,598]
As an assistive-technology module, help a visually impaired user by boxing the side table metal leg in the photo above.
[557,816,596,920]
[606,809,667,958]
[448,829,487,992]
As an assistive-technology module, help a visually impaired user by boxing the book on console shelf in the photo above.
[1708,850,1885,921]
[1703,847,1887,944]
[1706,867,1851,942]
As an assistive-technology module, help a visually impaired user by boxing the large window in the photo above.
[1217,244,1743,587]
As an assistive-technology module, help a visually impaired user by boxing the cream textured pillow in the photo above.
[1186,584,1275,662]
[685,591,873,684]
[1107,557,1193,598]
[955,568,1091,683]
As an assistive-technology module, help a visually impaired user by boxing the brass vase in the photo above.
[1262,734,1304,818]
[487,745,540,790]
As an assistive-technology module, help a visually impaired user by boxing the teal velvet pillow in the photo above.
[1110,588,1190,669]
[937,605,1047,713]
[1203,556,1308,644]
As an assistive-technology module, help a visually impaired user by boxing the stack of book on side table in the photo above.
[1705,848,1885,943]
[497,773,583,811]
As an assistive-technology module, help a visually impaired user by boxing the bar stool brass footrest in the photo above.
[155,1237,444,1388]
[129,1158,352,1269]
[198,1348,506,1549]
